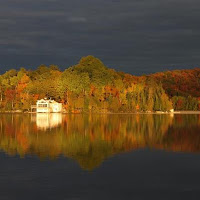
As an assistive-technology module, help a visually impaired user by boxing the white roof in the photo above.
[37,99,60,104]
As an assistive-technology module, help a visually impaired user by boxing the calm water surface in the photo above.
[0,113,200,199]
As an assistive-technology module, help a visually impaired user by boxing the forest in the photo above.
[0,55,199,112]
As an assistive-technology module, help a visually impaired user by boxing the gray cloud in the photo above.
[0,0,200,75]
[67,17,87,23]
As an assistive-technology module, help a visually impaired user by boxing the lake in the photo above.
[0,113,200,199]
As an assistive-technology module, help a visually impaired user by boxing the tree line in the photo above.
[0,55,199,112]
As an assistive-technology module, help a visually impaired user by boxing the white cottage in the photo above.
[36,99,62,113]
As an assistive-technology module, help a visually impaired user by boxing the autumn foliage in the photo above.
[0,55,199,112]
[149,68,200,110]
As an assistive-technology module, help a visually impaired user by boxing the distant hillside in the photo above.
[149,68,200,97]
[148,68,200,110]
[0,55,199,112]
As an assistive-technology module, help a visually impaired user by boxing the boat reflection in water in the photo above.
[31,113,62,130]
[0,114,200,170]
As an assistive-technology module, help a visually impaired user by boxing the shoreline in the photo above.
[0,111,200,114]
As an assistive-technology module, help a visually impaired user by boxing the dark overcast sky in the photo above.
[0,0,200,75]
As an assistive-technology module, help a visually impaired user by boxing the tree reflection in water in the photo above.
[0,114,200,170]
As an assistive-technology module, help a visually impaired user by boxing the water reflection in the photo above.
[31,113,62,130]
[0,114,200,170]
